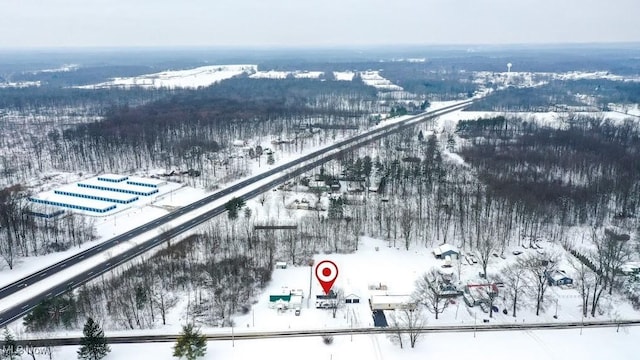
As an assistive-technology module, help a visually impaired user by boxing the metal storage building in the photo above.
[78,179,159,196]
[55,185,139,204]
[30,193,117,213]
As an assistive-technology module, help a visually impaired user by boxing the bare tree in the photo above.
[387,311,404,349]
[258,192,269,207]
[400,205,414,250]
[523,251,559,316]
[476,233,497,279]
[414,269,449,320]
[569,257,594,318]
[501,262,527,317]
[329,288,345,319]
[393,307,425,348]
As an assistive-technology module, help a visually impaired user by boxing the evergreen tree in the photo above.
[173,324,207,360]
[2,327,18,360]
[77,317,110,360]
[267,153,275,165]
[225,197,246,220]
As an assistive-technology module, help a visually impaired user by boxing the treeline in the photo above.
[468,79,640,111]
[0,186,96,269]
[0,86,172,111]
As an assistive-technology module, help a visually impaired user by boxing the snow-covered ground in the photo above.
[77,65,257,89]
[333,71,356,81]
[40,327,640,360]
[0,81,41,88]
[437,109,640,131]
[359,71,403,91]
[249,70,324,79]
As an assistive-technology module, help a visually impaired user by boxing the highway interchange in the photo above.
[0,100,473,328]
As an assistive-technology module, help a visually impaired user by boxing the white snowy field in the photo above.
[77,65,257,89]
[359,71,403,91]
[438,109,640,131]
[40,327,640,360]
[249,70,324,79]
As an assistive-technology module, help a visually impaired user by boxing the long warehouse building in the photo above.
[78,179,159,196]
[54,185,139,204]
[30,193,117,213]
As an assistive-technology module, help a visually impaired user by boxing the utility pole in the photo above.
[308,259,314,308]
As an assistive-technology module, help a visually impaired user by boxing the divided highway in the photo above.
[0,100,474,327]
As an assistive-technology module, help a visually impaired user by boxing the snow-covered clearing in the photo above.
[437,109,640,130]
[249,70,324,79]
[359,71,403,91]
[333,71,355,81]
[77,65,257,89]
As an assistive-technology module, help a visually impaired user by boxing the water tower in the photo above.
[507,63,513,73]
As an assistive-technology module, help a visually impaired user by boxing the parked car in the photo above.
[295,308,301,316]
[512,250,523,255]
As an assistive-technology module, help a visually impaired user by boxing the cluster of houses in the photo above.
[429,243,576,314]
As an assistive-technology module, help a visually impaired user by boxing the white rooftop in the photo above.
[79,179,158,195]
[57,185,138,202]
[433,243,459,255]
[370,294,413,305]
[96,173,129,182]
[127,176,165,186]
[32,192,116,211]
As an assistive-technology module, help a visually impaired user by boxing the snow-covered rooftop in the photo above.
[56,185,139,202]
[31,192,117,211]
[78,179,158,195]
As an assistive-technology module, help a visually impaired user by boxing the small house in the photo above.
[547,270,573,286]
[433,244,460,260]
[268,294,292,309]
[275,261,287,269]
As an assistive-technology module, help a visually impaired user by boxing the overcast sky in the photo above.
[1,0,639,48]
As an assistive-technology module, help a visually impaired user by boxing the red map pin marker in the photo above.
[315,260,338,295]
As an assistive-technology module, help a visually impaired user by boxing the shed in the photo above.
[547,270,573,286]
[275,261,287,269]
[433,244,460,260]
